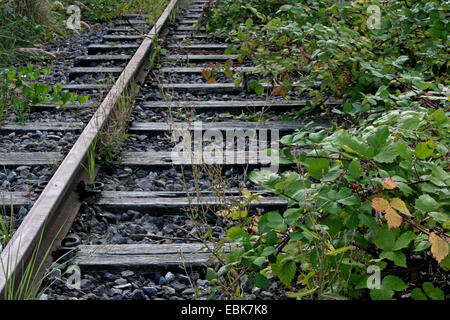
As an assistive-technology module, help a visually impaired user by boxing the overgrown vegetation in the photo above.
[75,0,168,23]
[0,0,169,66]
[0,65,88,123]
[0,195,15,251]
[0,0,68,66]
[203,0,449,300]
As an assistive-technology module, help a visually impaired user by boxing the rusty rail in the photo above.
[0,0,181,298]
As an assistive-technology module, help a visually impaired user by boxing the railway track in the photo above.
[0,0,336,300]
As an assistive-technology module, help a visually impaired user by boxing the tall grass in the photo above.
[0,2,45,65]
[75,0,169,23]
[7,0,51,25]
[1,224,77,300]
[0,0,67,66]
[0,194,15,251]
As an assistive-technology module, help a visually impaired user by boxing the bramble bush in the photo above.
[203,0,449,300]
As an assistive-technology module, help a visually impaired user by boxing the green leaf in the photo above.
[255,84,264,95]
[309,130,327,143]
[432,109,445,125]
[367,126,389,152]
[242,255,257,266]
[266,230,278,246]
[227,226,247,241]
[217,263,234,276]
[415,195,439,212]
[338,195,361,206]
[206,267,218,282]
[392,55,409,68]
[411,288,427,300]
[348,159,361,180]
[322,166,341,181]
[380,250,407,267]
[255,273,269,290]
[228,247,244,263]
[266,211,284,229]
[253,256,266,267]
[422,282,445,300]
[393,231,416,250]
[397,142,412,161]
[428,212,449,224]
[370,288,394,300]
[261,246,275,256]
[305,157,329,180]
[439,252,450,271]
[415,140,435,159]
[359,213,377,231]
[258,213,270,233]
[373,143,398,163]
[283,208,301,225]
[374,228,396,251]
[431,165,450,186]
[278,259,296,287]
[382,275,407,291]
[335,130,374,158]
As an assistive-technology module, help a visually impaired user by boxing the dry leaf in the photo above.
[385,206,402,229]
[272,87,282,96]
[201,69,211,78]
[248,216,259,234]
[429,232,449,263]
[390,198,412,216]
[371,197,389,212]
[381,177,398,190]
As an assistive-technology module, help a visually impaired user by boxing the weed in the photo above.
[0,66,88,124]
[81,135,98,189]
[97,80,136,167]
[0,193,15,250]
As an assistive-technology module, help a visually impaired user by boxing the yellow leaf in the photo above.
[390,198,412,216]
[385,206,402,229]
[381,177,398,190]
[325,240,335,251]
[429,232,449,263]
[371,197,389,212]
[241,188,251,198]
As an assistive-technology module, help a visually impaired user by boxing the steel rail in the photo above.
[0,0,180,298]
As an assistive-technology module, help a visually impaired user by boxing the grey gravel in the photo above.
[165,272,175,283]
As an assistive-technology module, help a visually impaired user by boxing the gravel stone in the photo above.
[162,286,176,296]
[93,285,106,296]
[142,286,158,297]
[171,281,187,292]
[121,270,135,278]
[103,272,117,282]
[114,278,128,286]
[158,276,168,285]
[130,289,147,300]
[196,279,209,287]
[165,271,175,283]
[181,288,195,296]
[80,279,92,290]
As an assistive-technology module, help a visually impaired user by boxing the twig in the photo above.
[217,267,248,300]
